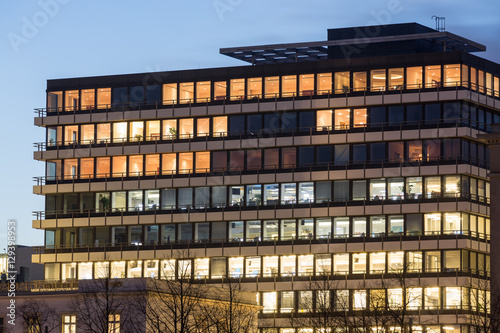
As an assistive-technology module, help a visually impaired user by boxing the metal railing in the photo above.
[0,280,79,293]
[34,118,492,152]
[32,155,490,186]
[32,229,490,257]
[34,81,500,118]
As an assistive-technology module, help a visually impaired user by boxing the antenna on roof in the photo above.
[431,16,446,32]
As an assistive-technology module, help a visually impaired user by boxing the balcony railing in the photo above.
[32,229,490,258]
[34,118,492,152]
[34,82,500,118]
[33,155,489,187]
[0,280,79,293]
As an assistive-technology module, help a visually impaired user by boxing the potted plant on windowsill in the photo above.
[99,196,110,212]
[168,127,177,139]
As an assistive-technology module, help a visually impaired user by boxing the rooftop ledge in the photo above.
[220,32,486,65]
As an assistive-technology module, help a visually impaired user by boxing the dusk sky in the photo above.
[0,0,499,247]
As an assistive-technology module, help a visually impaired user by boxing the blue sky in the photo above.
[0,0,499,247]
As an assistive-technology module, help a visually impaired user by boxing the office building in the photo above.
[30,23,500,332]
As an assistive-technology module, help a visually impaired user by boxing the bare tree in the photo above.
[70,277,141,333]
[199,278,259,333]
[17,298,60,333]
[467,278,500,333]
[138,255,209,333]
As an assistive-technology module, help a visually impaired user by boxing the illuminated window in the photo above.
[112,156,126,177]
[127,260,142,278]
[388,251,404,272]
[352,253,367,273]
[265,76,280,98]
[194,258,209,279]
[94,261,109,278]
[387,178,404,200]
[407,287,422,310]
[64,125,78,145]
[388,68,404,89]
[245,256,261,277]
[247,77,262,99]
[146,120,161,141]
[424,287,440,309]
[214,81,227,100]
[129,121,144,142]
[61,263,77,281]
[335,290,349,310]
[196,81,211,103]
[97,123,111,143]
[263,292,277,313]
[81,124,95,144]
[486,72,493,95]
[353,72,367,91]
[297,255,314,276]
[333,253,349,274]
[145,154,160,176]
[228,257,244,277]
[353,108,367,127]
[230,79,245,100]
[317,73,332,94]
[444,175,460,198]
[370,252,386,273]
[64,159,78,180]
[316,110,332,131]
[281,219,296,240]
[281,255,296,276]
[424,213,441,235]
[81,89,95,110]
[65,90,79,111]
[195,151,210,173]
[80,158,94,179]
[108,314,120,333]
[62,314,76,333]
[144,260,158,278]
[128,155,143,176]
[179,118,194,139]
[407,251,422,273]
[281,75,297,97]
[179,152,193,174]
[299,74,314,96]
[443,64,461,87]
[371,69,386,91]
[162,153,176,175]
[334,72,349,93]
[263,256,279,277]
[445,287,462,309]
[494,76,499,97]
[471,67,478,90]
[160,259,176,279]
[478,70,485,93]
[354,290,367,309]
[424,176,440,198]
[163,83,177,104]
[111,261,126,278]
[97,88,111,109]
[78,262,92,280]
[334,217,349,237]
[112,122,127,143]
[388,288,403,309]
[334,109,350,129]
[426,251,441,273]
[315,254,331,275]
[163,119,177,139]
[197,118,210,137]
[425,65,441,88]
[178,259,192,278]
[179,82,194,103]
[406,66,423,89]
